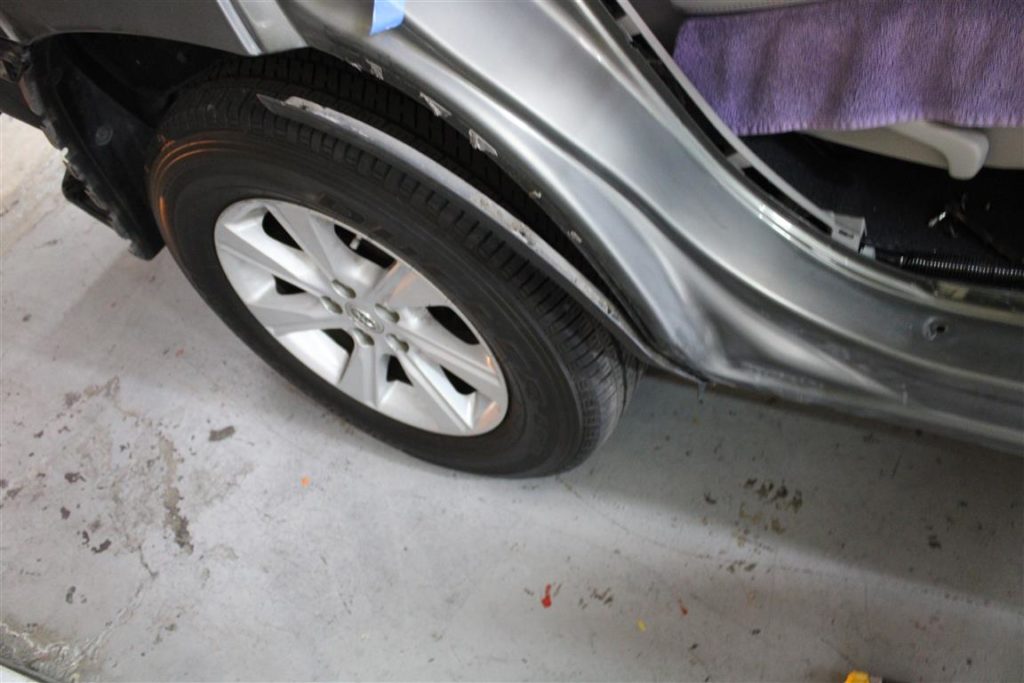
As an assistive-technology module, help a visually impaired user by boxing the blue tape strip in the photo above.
[370,0,406,35]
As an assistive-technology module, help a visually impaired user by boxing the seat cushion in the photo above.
[670,0,821,14]
[673,0,1024,135]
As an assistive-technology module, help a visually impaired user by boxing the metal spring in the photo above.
[878,252,1024,287]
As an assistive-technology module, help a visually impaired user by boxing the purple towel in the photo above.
[672,0,1024,136]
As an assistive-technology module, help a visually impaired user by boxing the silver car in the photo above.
[0,0,1020,474]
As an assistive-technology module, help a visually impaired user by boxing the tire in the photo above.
[147,53,639,477]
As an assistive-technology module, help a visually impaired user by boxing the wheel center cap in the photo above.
[346,303,382,333]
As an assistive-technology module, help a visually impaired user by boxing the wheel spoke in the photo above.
[247,290,343,336]
[366,262,447,310]
[401,319,504,398]
[338,341,387,407]
[217,221,330,295]
[398,352,473,433]
[264,200,362,281]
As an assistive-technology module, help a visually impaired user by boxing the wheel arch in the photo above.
[11,18,681,369]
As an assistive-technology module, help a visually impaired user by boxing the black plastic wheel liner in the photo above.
[21,39,165,258]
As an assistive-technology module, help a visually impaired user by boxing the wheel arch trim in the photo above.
[256,93,682,374]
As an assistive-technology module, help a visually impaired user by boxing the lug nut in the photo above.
[331,280,356,299]
[353,329,375,346]
[375,304,399,323]
[321,297,343,314]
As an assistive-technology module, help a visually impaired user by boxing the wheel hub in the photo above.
[345,303,382,333]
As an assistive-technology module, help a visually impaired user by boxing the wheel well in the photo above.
[23,33,230,256]
[28,35,609,295]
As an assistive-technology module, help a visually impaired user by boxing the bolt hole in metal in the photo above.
[385,334,409,354]
[214,198,508,436]
[331,280,356,299]
[375,303,399,323]
[352,329,375,346]
[924,318,951,340]
[321,297,343,314]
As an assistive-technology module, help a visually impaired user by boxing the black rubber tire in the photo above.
[147,53,640,477]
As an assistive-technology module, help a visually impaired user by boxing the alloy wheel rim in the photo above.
[214,198,509,436]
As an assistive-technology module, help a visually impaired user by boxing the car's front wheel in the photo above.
[147,55,639,476]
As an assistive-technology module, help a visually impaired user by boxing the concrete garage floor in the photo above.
[1,113,1021,683]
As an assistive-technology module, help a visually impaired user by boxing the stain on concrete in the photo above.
[159,435,193,554]
[64,586,76,604]
[82,376,120,401]
[541,583,553,608]
[5,486,22,501]
[63,391,81,409]
[738,502,762,526]
[769,484,788,503]
[726,559,749,573]
[60,507,70,520]
[589,587,614,605]
[64,472,85,484]
[928,534,942,549]
[208,426,235,442]
[742,478,804,515]
[90,540,111,554]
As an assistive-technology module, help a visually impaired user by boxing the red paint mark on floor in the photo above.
[541,584,553,608]
[677,598,689,616]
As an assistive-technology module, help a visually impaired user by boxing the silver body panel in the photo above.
[3,0,1021,450]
